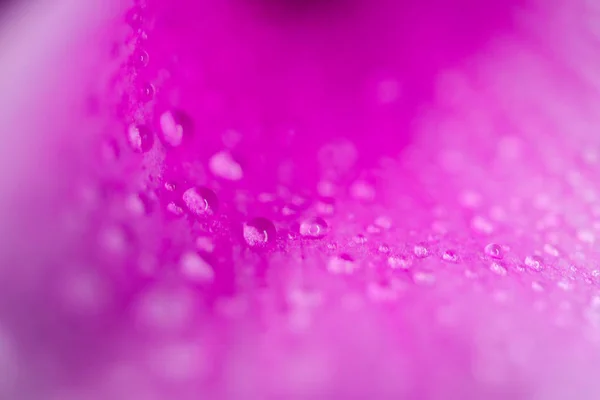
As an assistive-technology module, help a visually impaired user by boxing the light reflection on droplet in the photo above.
[243,217,276,248]
[182,186,218,217]
[298,217,329,239]
[484,243,503,259]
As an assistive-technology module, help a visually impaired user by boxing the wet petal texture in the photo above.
[2,0,600,399]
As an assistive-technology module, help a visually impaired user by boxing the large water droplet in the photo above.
[182,186,218,217]
[484,243,504,259]
[243,217,276,248]
[160,110,189,147]
[209,151,243,181]
[127,124,154,153]
[298,217,329,239]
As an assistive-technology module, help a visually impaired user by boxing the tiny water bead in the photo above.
[524,255,544,271]
[388,255,411,270]
[140,83,155,101]
[543,243,560,257]
[132,49,149,68]
[182,186,218,217]
[353,234,368,245]
[413,244,429,258]
[127,124,154,153]
[490,262,507,276]
[298,217,329,239]
[442,250,458,263]
[167,202,185,217]
[209,151,243,181]
[378,244,391,254]
[243,217,277,248]
[484,243,504,259]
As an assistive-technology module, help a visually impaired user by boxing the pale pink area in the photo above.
[1,0,600,399]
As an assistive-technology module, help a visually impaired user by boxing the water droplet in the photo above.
[127,124,153,153]
[484,243,503,259]
[366,224,381,235]
[298,217,329,239]
[531,281,544,292]
[182,186,218,217]
[180,251,214,283]
[471,215,494,235]
[133,49,149,68]
[327,254,356,274]
[281,205,297,217]
[490,262,507,276]
[318,140,358,175]
[350,180,376,202]
[209,151,243,181]
[378,244,391,254]
[543,243,560,257]
[374,216,392,230]
[524,255,543,271]
[160,110,189,147]
[126,192,152,216]
[166,202,184,217]
[442,250,458,263]
[99,225,131,256]
[578,229,595,244]
[413,271,435,285]
[353,234,368,245]
[141,83,155,101]
[557,280,572,291]
[413,244,429,258]
[243,217,276,248]
[388,255,411,270]
[315,199,335,216]
[135,287,196,332]
[459,190,482,208]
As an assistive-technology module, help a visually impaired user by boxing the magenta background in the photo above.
[1,0,600,399]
